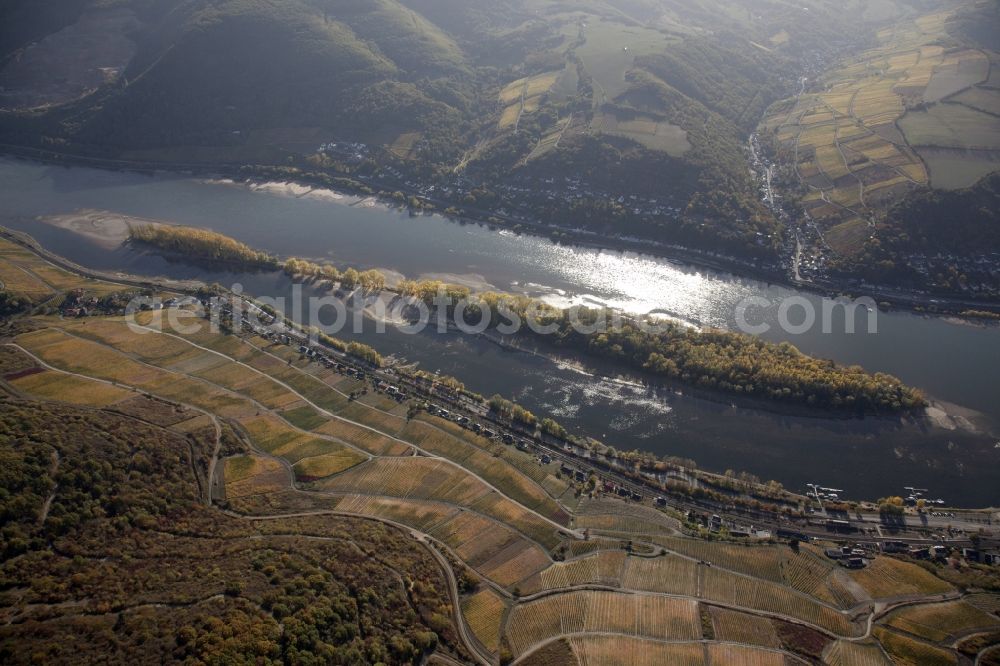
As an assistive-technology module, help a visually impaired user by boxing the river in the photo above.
[2,157,998,506]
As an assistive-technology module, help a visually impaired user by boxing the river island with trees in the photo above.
[130,223,926,415]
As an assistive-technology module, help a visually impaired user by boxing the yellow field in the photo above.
[701,566,855,636]
[316,456,490,505]
[505,591,700,656]
[10,369,132,407]
[850,556,953,599]
[567,637,703,666]
[706,644,788,666]
[312,418,408,456]
[461,589,505,654]
[816,144,851,179]
[527,550,628,593]
[0,238,124,299]
[498,70,560,130]
[17,328,182,388]
[885,600,1000,642]
[500,71,560,104]
[224,455,288,499]
[498,104,520,130]
[0,261,52,299]
[292,452,364,480]
[829,185,863,209]
[620,554,699,596]
[711,608,780,648]
[169,413,215,434]
[824,639,893,666]
[799,124,838,148]
[654,537,824,584]
[471,492,563,551]
[335,493,454,532]
[759,5,983,233]
[334,492,550,588]
[404,417,568,525]
[522,96,541,114]
[874,627,957,666]
[477,539,551,588]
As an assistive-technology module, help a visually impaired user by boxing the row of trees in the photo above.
[488,394,538,427]
[282,258,386,293]
[130,224,276,268]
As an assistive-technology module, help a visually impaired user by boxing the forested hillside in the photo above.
[0,387,469,663]
[0,0,973,259]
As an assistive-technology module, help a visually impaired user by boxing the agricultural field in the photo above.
[0,259,52,300]
[504,590,700,656]
[477,539,552,589]
[404,416,569,525]
[498,70,563,130]
[8,368,133,407]
[873,627,958,666]
[223,454,289,499]
[1,248,986,664]
[823,639,893,666]
[312,417,410,456]
[574,513,671,535]
[620,553,699,597]
[899,103,1000,150]
[710,608,781,648]
[388,131,422,159]
[824,217,872,256]
[761,4,1000,245]
[316,456,492,505]
[952,86,1000,115]
[653,535,853,608]
[0,237,124,300]
[883,599,1000,642]
[332,493,454,531]
[705,644,789,666]
[573,497,680,536]
[291,451,361,481]
[914,147,1000,190]
[575,18,675,104]
[523,550,629,594]
[461,589,505,654]
[849,555,953,599]
[966,593,1000,613]
[590,110,690,156]
[700,566,857,637]
[567,637,704,666]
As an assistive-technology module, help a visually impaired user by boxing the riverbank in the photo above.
[4,220,998,506]
[4,144,999,321]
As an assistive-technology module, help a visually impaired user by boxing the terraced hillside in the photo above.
[762,0,1000,262]
[3,236,998,664]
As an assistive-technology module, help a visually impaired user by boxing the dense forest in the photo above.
[0,355,468,663]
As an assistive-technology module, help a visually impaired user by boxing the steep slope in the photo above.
[71,0,474,149]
